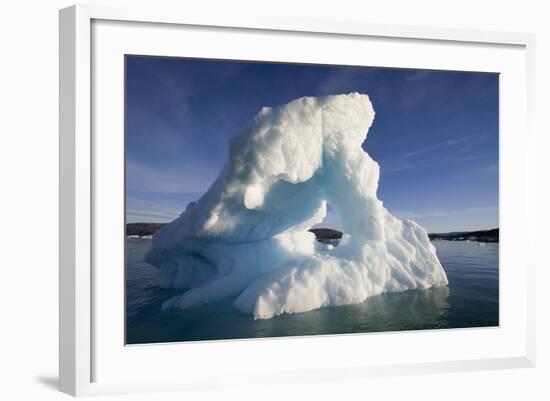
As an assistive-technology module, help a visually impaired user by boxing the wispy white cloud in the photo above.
[405,70,432,81]
[126,196,190,223]
[126,159,218,194]
[126,209,180,223]
[379,135,478,173]
[401,136,472,158]
[393,205,497,220]
[392,205,498,233]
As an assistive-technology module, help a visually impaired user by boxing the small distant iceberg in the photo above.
[146,93,448,319]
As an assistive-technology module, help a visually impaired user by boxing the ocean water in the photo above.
[126,238,498,344]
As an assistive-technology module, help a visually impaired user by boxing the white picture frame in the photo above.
[59,3,536,397]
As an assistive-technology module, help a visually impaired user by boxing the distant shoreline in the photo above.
[428,228,499,243]
[126,223,499,243]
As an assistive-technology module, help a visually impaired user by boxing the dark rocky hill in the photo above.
[126,223,166,237]
[308,228,343,245]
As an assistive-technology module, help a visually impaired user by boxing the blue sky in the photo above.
[126,56,499,233]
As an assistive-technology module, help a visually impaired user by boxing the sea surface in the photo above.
[126,238,499,344]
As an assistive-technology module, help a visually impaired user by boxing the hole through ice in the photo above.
[145,93,448,319]
[312,202,343,231]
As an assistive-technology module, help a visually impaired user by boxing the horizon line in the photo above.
[125,221,499,235]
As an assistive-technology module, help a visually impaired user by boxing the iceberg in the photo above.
[146,93,448,319]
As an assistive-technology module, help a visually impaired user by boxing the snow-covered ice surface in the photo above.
[146,93,448,319]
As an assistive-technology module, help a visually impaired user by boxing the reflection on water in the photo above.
[126,238,498,344]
